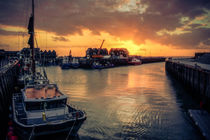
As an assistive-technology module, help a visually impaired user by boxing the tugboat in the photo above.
[12,0,86,139]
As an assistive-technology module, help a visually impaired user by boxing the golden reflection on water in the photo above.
[127,72,151,89]
[115,96,138,123]
[45,63,201,139]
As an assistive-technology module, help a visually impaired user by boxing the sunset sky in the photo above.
[0,0,209,56]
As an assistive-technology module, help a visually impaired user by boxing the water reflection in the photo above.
[46,63,201,139]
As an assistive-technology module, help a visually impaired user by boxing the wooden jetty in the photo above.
[188,109,210,139]
[166,56,210,139]
[165,58,210,107]
[0,59,20,139]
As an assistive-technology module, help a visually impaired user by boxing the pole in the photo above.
[31,0,36,76]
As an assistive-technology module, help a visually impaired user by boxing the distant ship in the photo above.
[12,0,86,139]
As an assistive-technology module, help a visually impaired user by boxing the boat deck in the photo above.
[26,107,69,124]
[25,86,62,99]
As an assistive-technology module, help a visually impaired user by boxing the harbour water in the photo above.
[45,62,202,139]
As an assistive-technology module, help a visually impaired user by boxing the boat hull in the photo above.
[128,62,142,65]
[13,117,86,140]
[12,93,86,139]
[71,63,80,69]
[92,65,104,69]
[61,64,71,69]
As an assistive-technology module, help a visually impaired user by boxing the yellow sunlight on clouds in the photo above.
[0,24,197,57]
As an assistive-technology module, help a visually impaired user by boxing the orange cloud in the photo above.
[0,24,203,57]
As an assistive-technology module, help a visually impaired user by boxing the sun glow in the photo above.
[0,24,200,57]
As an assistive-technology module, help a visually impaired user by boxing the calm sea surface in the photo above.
[45,62,201,140]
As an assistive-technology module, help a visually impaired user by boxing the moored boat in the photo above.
[103,61,114,68]
[128,57,142,65]
[61,57,71,69]
[12,0,86,139]
[12,82,86,139]
[70,58,80,68]
[92,61,104,69]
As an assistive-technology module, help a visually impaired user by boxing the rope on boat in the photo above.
[29,126,35,140]
[65,116,77,140]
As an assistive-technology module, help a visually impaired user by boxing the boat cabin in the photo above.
[22,84,67,111]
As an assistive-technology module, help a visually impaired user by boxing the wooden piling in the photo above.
[0,60,20,139]
[165,59,210,108]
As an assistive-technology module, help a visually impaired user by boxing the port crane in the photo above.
[92,40,105,58]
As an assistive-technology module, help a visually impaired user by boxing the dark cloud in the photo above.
[141,0,209,18]
[0,0,210,49]
[203,39,210,45]
[158,28,210,49]
[52,36,69,42]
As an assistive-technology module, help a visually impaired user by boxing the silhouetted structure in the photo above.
[0,49,19,68]
[39,50,57,65]
[86,48,108,58]
[109,48,129,57]
[20,48,40,60]
[0,49,18,59]
[195,52,210,64]
[19,48,57,66]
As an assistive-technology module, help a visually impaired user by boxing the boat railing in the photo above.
[67,103,83,111]
[13,93,29,116]
[17,110,85,126]
[67,104,87,116]
[0,59,18,73]
[67,110,85,119]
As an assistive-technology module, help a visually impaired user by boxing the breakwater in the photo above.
[0,60,20,139]
[165,59,210,110]
[60,56,166,69]
[141,57,165,64]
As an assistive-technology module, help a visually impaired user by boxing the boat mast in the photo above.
[28,0,35,76]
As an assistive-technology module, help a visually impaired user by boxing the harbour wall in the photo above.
[140,57,165,64]
[0,60,20,139]
[165,60,210,109]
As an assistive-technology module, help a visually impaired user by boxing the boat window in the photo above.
[25,99,66,110]
[25,102,43,110]
[45,99,66,109]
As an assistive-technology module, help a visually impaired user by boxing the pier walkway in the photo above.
[170,58,210,71]
[165,58,210,100]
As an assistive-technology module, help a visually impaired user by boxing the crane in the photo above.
[92,40,105,58]
[99,40,105,52]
